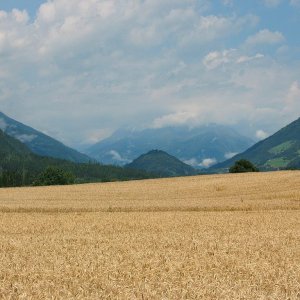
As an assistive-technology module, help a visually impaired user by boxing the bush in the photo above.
[229,159,259,173]
[33,166,75,186]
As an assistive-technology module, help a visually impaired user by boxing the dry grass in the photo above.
[0,171,300,299]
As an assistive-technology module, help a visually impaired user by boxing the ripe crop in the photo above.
[0,171,299,299]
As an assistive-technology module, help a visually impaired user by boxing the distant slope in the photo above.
[125,150,197,177]
[0,128,31,157]
[210,117,300,172]
[86,125,254,167]
[0,112,91,163]
[0,129,153,187]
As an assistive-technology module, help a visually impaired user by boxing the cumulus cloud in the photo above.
[0,9,30,55]
[245,29,285,46]
[0,0,298,147]
[256,130,269,140]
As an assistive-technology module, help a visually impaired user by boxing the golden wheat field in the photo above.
[0,171,300,299]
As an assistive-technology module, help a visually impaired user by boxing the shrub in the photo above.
[229,159,259,173]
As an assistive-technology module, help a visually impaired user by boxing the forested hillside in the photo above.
[211,117,300,172]
[126,150,197,177]
[0,111,91,163]
[0,129,153,187]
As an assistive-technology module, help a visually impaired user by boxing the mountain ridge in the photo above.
[0,128,32,157]
[0,128,153,187]
[210,117,300,172]
[0,112,91,163]
[86,125,254,167]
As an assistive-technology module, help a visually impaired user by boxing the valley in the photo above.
[1,1,299,299]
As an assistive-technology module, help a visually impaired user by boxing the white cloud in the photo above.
[14,134,37,143]
[129,25,162,47]
[236,53,264,64]
[183,158,199,167]
[179,14,258,49]
[283,81,300,119]
[37,2,56,23]
[256,130,269,140]
[200,158,217,168]
[152,111,198,128]
[0,0,298,148]
[0,9,31,54]
[85,128,113,144]
[224,152,238,159]
[245,29,284,46]
[286,81,300,105]
[203,49,236,70]
[108,150,130,164]
[0,118,7,131]
[11,9,29,24]
[185,157,218,168]
[203,50,264,70]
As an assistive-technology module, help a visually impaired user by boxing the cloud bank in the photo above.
[0,0,299,146]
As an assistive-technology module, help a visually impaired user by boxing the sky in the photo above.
[0,0,299,148]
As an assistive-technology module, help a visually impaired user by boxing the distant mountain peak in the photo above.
[147,149,165,154]
[125,149,197,177]
[85,124,254,167]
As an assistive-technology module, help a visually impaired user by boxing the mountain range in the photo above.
[0,128,153,187]
[0,112,91,163]
[125,150,197,177]
[211,117,300,172]
[1,110,300,187]
[85,125,254,167]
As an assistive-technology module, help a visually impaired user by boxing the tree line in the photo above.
[0,154,153,188]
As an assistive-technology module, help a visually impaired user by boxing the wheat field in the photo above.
[0,171,300,299]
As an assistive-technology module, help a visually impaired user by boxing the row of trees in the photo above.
[0,167,75,187]
[0,159,259,188]
[0,161,154,187]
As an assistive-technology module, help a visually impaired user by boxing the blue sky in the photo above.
[0,0,299,147]
[0,0,43,16]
